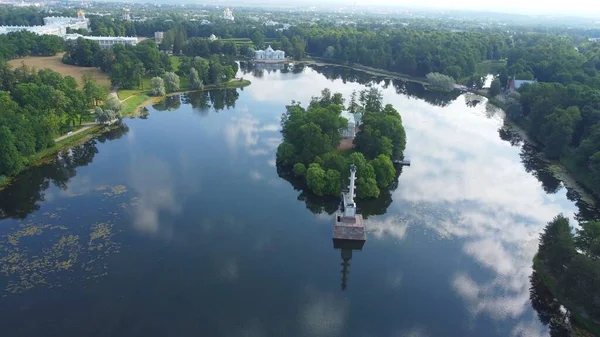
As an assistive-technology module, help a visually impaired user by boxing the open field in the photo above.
[8,53,111,89]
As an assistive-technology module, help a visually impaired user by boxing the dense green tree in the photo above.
[538,214,575,276]
[370,155,396,188]
[276,141,297,166]
[489,78,502,96]
[103,96,123,113]
[293,163,307,177]
[426,72,455,91]
[151,76,166,96]
[0,126,24,175]
[539,107,580,159]
[324,169,342,196]
[189,67,203,90]
[82,74,107,106]
[575,221,600,260]
[306,163,327,196]
[251,31,265,49]
[162,72,180,93]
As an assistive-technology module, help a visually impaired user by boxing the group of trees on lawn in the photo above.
[277,88,405,199]
[63,39,172,89]
[0,31,63,60]
[0,62,107,177]
[535,214,600,323]
[62,36,239,91]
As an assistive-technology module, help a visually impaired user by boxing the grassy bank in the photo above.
[533,256,600,336]
[0,124,105,190]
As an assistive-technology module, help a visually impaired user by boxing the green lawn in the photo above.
[170,56,182,72]
[121,94,151,117]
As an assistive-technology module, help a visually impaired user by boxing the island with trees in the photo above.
[276,88,406,199]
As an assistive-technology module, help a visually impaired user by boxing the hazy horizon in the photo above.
[181,0,600,18]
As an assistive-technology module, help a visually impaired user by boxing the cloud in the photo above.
[300,290,349,337]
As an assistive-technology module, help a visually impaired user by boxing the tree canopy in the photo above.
[276,89,405,198]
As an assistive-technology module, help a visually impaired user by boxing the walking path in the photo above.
[54,122,98,142]
[54,87,126,143]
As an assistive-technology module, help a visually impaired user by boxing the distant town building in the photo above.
[223,8,234,21]
[590,37,600,43]
[0,10,88,36]
[200,19,211,25]
[122,9,131,22]
[340,111,361,138]
[254,45,285,61]
[154,31,164,43]
[64,34,138,49]
[209,34,217,41]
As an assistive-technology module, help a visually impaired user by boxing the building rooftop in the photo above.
[513,79,536,89]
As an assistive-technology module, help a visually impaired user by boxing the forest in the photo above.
[535,214,600,333]
[276,88,406,199]
[0,31,63,60]
[0,62,106,178]
[493,34,600,194]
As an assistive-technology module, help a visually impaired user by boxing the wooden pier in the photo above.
[392,159,411,166]
[333,213,366,241]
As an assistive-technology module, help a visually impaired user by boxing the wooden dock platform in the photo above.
[392,159,411,166]
[333,213,366,241]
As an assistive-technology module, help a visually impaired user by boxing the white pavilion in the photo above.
[254,45,285,61]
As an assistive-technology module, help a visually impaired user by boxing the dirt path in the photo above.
[54,122,98,142]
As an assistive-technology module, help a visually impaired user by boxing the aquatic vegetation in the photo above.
[0,221,121,294]
[97,184,128,198]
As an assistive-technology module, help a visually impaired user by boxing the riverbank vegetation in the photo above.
[276,88,405,199]
[0,60,110,179]
[491,34,600,199]
[534,214,600,334]
[425,72,455,92]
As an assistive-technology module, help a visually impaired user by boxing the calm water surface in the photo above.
[0,65,594,337]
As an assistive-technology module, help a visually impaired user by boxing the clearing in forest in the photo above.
[7,53,111,89]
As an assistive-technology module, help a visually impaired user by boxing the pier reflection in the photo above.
[333,238,365,291]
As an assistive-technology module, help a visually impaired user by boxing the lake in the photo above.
[0,64,594,337]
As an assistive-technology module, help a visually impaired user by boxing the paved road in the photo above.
[54,122,98,142]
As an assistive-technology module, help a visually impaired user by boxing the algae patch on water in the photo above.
[0,221,121,294]
[97,184,128,198]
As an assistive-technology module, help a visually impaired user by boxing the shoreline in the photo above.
[300,59,598,207]
[0,79,252,191]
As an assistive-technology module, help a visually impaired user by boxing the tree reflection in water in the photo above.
[180,89,240,114]
[0,124,130,220]
[276,165,402,218]
[529,271,572,337]
[309,65,461,107]
[498,122,600,221]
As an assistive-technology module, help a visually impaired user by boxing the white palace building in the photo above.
[254,45,285,62]
[0,10,138,49]
[0,10,89,36]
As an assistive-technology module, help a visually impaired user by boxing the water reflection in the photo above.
[276,165,402,217]
[530,272,572,336]
[333,239,365,291]
[309,65,461,107]
[0,124,129,220]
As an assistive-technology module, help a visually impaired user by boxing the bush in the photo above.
[293,163,307,177]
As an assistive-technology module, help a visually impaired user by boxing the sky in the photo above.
[317,0,600,16]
